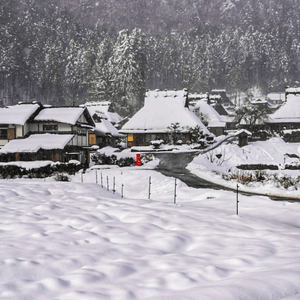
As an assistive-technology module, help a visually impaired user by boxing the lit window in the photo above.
[128,134,134,142]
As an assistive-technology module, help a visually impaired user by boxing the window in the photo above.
[89,133,96,145]
[43,124,58,131]
[128,134,134,142]
[0,129,7,139]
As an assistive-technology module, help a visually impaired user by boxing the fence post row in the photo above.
[87,172,240,214]
[91,171,185,205]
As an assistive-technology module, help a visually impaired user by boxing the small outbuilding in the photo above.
[236,129,252,147]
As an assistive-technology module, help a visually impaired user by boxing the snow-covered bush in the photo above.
[91,153,117,165]
[91,152,135,167]
[116,156,136,167]
[53,172,70,182]
[205,148,232,166]
[0,162,82,179]
[186,125,206,144]
[150,140,164,149]
[222,169,300,190]
[141,154,155,165]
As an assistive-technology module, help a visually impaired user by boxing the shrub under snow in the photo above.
[222,169,300,190]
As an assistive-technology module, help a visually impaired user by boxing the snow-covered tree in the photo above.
[108,28,146,117]
[234,100,270,133]
[166,122,183,145]
[86,36,114,102]
[186,125,206,144]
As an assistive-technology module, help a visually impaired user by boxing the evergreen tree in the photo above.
[86,37,114,102]
[108,28,146,116]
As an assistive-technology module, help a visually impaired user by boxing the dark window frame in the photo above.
[43,124,58,131]
[0,128,7,139]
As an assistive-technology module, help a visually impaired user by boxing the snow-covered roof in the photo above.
[235,129,252,136]
[286,87,300,94]
[268,94,300,123]
[193,101,226,128]
[0,134,74,153]
[84,101,122,124]
[251,98,269,105]
[0,104,41,125]
[209,94,222,100]
[188,93,208,101]
[120,90,210,134]
[34,107,85,125]
[267,92,285,102]
[94,120,124,137]
[211,89,226,92]
[84,101,111,111]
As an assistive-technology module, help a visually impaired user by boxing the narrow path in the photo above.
[154,152,254,196]
[153,152,300,202]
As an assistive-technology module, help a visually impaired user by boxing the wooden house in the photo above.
[0,103,42,148]
[0,106,96,165]
[190,99,226,136]
[210,89,235,108]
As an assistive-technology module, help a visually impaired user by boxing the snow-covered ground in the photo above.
[1,161,300,299]
[188,137,300,198]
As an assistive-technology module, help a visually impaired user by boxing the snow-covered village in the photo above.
[1,1,300,300]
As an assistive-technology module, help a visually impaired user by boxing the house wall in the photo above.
[78,113,88,124]
[127,132,189,147]
[23,123,30,136]
[15,125,23,138]
[0,139,8,146]
[226,122,238,130]
[68,133,88,147]
[28,123,38,132]
[0,125,16,146]
[269,122,300,133]
[58,124,72,131]
[28,123,72,133]
[208,127,224,137]
[28,122,89,147]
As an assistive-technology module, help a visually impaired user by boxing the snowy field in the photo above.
[1,165,300,300]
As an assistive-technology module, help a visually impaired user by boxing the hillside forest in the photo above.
[1,0,300,116]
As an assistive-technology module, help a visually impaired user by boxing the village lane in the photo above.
[154,152,300,202]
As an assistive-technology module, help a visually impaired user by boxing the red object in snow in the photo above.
[136,154,141,166]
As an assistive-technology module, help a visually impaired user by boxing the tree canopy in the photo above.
[1,0,300,116]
